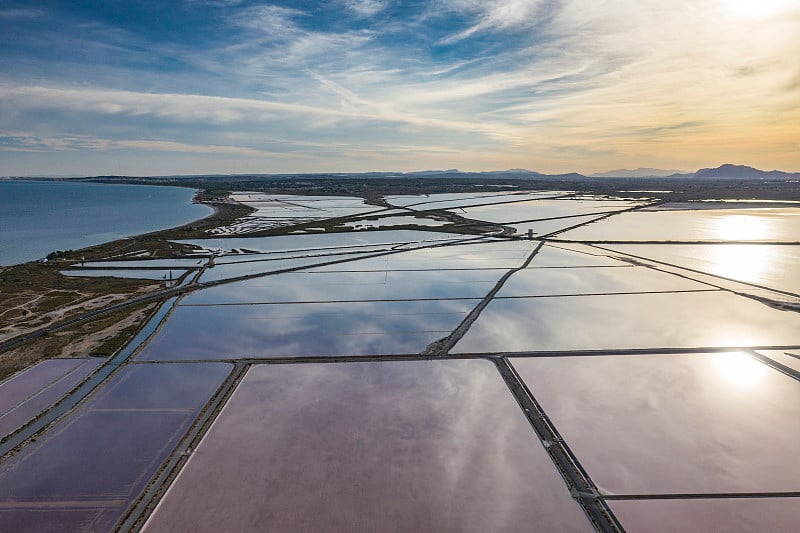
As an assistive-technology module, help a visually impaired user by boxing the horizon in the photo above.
[3,161,800,179]
[1,1,799,175]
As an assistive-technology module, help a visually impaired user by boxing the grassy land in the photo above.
[0,302,157,381]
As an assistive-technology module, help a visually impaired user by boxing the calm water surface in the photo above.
[0,180,211,265]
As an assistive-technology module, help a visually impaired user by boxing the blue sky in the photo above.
[1,0,798,175]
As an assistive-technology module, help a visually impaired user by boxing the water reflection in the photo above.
[511,353,800,494]
[610,498,800,532]
[603,244,798,294]
[137,300,478,360]
[558,208,800,242]
[453,292,800,353]
[708,213,772,241]
[497,264,706,297]
[458,199,641,224]
[144,361,592,532]
[0,359,103,439]
[0,363,231,533]
[706,244,772,283]
[713,352,769,388]
[188,269,503,304]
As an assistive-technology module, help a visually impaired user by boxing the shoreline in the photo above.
[0,181,214,268]
[0,193,250,381]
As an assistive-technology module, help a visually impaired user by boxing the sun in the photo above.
[724,0,797,18]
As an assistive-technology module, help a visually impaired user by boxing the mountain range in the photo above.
[403,164,799,180]
[10,163,799,182]
[590,168,683,178]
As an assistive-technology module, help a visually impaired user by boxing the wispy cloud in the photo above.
[0,0,798,174]
[0,8,44,19]
[0,131,271,156]
[344,0,388,18]
[437,0,546,44]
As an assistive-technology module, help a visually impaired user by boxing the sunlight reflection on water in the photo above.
[705,244,776,283]
[713,352,769,389]
[708,213,772,241]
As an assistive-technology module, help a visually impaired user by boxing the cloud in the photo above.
[344,0,388,18]
[1,0,799,174]
[0,131,273,156]
[0,8,44,19]
[438,0,546,44]
[0,83,515,142]
[229,4,306,38]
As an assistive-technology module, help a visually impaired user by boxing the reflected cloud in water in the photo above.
[454,292,800,353]
[138,300,478,360]
[143,360,592,532]
[511,353,800,494]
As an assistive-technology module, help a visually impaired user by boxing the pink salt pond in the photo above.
[144,360,593,532]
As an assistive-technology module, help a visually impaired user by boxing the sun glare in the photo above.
[714,352,769,388]
[710,213,771,241]
[707,244,773,283]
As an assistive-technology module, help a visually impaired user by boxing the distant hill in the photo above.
[401,165,800,180]
[405,169,462,176]
[592,168,683,178]
[400,169,588,180]
[692,164,799,179]
[68,163,799,183]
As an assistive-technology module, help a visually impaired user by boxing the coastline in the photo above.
[0,192,251,381]
[0,180,214,267]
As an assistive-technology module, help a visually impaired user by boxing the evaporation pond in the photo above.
[0,363,231,533]
[511,353,800,494]
[82,259,206,268]
[453,291,800,352]
[609,498,800,532]
[342,216,446,229]
[61,269,186,280]
[176,229,465,254]
[306,240,535,271]
[384,190,564,208]
[496,265,707,297]
[0,358,102,439]
[138,300,478,360]
[506,214,605,237]
[186,269,503,304]
[557,207,800,242]
[197,252,377,283]
[756,350,800,373]
[143,360,591,532]
[602,244,800,294]
[455,199,641,224]
[526,243,632,267]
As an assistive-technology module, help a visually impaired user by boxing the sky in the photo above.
[0,0,798,176]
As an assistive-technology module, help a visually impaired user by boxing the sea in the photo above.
[0,180,212,266]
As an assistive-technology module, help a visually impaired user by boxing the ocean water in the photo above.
[0,180,212,266]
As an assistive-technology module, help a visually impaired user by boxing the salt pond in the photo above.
[511,353,800,494]
[6,189,800,532]
[557,207,800,242]
[143,360,592,532]
[0,363,231,532]
[137,299,477,360]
